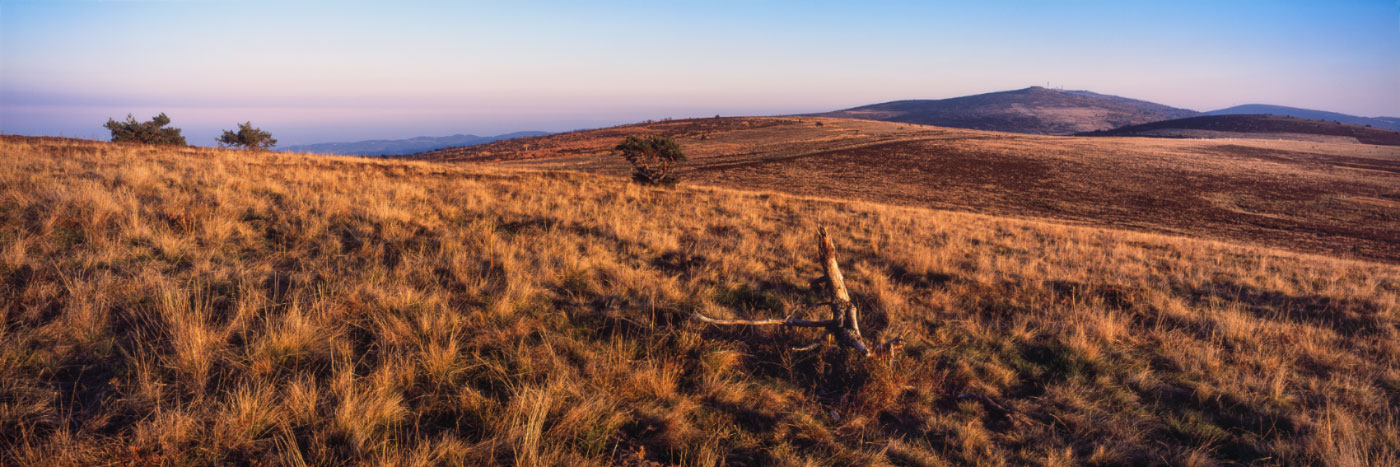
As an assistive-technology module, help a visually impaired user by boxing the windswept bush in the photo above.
[217,122,277,150]
[103,113,187,146]
[615,135,686,185]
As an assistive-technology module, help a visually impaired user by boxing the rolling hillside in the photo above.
[1078,114,1400,146]
[279,131,548,156]
[3,135,1397,465]
[410,117,1400,262]
[1208,104,1400,132]
[809,87,1200,135]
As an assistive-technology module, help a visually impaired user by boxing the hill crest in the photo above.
[279,131,548,156]
[1207,104,1400,131]
[810,86,1200,135]
[1078,113,1400,146]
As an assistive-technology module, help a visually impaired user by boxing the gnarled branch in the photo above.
[690,227,901,358]
[688,315,833,327]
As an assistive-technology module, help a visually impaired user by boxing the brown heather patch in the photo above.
[2,135,1398,465]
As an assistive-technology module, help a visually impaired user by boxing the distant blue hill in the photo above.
[280,131,549,156]
[1206,105,1400,132]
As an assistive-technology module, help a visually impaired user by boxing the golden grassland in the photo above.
[2,135,1399,465]
[416,117,1400,263]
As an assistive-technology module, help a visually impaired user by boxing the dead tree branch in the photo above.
[688,315,833,327]
[691,227,903,357]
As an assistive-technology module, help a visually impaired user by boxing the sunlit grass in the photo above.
[1,135,1397,465]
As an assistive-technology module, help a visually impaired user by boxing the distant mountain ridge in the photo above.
[1078,114,1400,146]
[1206,104,1400,131]
[280,131,549,156]
[810,86,1201,135]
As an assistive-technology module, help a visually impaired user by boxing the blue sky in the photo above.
[2,0,1397,145]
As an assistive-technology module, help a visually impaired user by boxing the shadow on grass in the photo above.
[1188,281,1389,337]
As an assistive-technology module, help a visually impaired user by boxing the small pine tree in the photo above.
[615,135,686,186]
[216,122,277,150]
[103,113,187,146]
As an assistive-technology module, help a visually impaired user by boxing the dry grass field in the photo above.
[413,117,1400,263]
[2,135,1398,465]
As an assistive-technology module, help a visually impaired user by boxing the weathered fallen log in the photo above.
[691,227,902,357]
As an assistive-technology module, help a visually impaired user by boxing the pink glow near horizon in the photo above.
[3,1,1396,145]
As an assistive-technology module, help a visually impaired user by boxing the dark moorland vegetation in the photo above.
[1078,114,1400,146]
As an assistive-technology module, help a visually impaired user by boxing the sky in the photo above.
[2,0,1397,146]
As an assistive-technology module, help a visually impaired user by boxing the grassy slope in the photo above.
[415,117,1400,263]
[2,136,1399,465]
